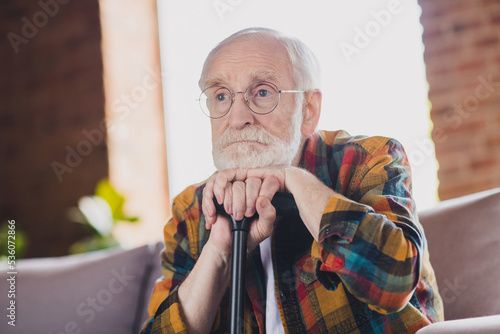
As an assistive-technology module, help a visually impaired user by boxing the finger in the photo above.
[202,178,217,228]
[213,172,231,205]
[231,181,246,221]
[248,196,276,250]
[246,167,285,185]
[234,168,249,181]
[213,169,249,203]
[224,182,233,216]
[245,177,262,217]
[256,196,276,225]
[258,175,281,202]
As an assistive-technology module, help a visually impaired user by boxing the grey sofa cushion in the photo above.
[138,242,165,327]
[419,187,500,321]
[0,243,160,334]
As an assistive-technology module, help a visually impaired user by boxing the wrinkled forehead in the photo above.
[200,35,293,89]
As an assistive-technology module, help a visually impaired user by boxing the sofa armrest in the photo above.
[0,244,160,334]
[419,187,500,320]
[416,315,500,333]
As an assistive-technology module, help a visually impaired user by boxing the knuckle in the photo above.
[249,177,262,188]
[233,181,245,191]
[267,175,280,186]
[214,178,225,189]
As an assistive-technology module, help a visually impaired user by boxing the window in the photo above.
[158,0,438,209]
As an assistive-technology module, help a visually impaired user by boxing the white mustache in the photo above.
[215,126,284,150]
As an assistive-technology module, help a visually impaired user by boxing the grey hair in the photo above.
[199,27,321,91]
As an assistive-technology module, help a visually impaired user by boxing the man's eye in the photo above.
[216,93,229,101]
[257,89,271,97]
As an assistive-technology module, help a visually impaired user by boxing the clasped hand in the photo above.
[202,167,288,255]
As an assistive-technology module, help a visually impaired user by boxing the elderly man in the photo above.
[143,27,443,333]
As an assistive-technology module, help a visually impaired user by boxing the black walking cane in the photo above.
[214,193,298,334]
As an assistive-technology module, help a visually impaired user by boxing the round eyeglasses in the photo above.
[198,81,305,119]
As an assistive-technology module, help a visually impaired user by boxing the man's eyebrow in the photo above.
[250,70,280,83]
[202,74,228,89]
[202,70,281,89]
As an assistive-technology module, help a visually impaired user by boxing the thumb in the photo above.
[255,196,276,237]
[247,196,277,252]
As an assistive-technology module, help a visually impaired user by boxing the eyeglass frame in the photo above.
[197,81,306,119]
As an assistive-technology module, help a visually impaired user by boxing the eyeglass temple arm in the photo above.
[279,90,306,93]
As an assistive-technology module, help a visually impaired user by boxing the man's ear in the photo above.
[301,89,322,137]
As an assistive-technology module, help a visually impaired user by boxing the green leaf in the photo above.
[94,179,126,221]
[93,178,138,223]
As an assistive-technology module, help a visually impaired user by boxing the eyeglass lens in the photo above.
[199,82,279,118]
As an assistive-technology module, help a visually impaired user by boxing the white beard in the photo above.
[212,102,303,170]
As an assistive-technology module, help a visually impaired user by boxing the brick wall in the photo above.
[0,0,108,257]
[419,0,500,200]
[0,0,169,257]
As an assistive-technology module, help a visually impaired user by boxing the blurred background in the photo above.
[1,0,499,258]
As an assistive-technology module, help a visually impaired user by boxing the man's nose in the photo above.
[228,92,255,129]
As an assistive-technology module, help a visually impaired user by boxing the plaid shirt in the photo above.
[143,130,444,333]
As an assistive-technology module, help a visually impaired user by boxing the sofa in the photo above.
[1,187,499,334]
